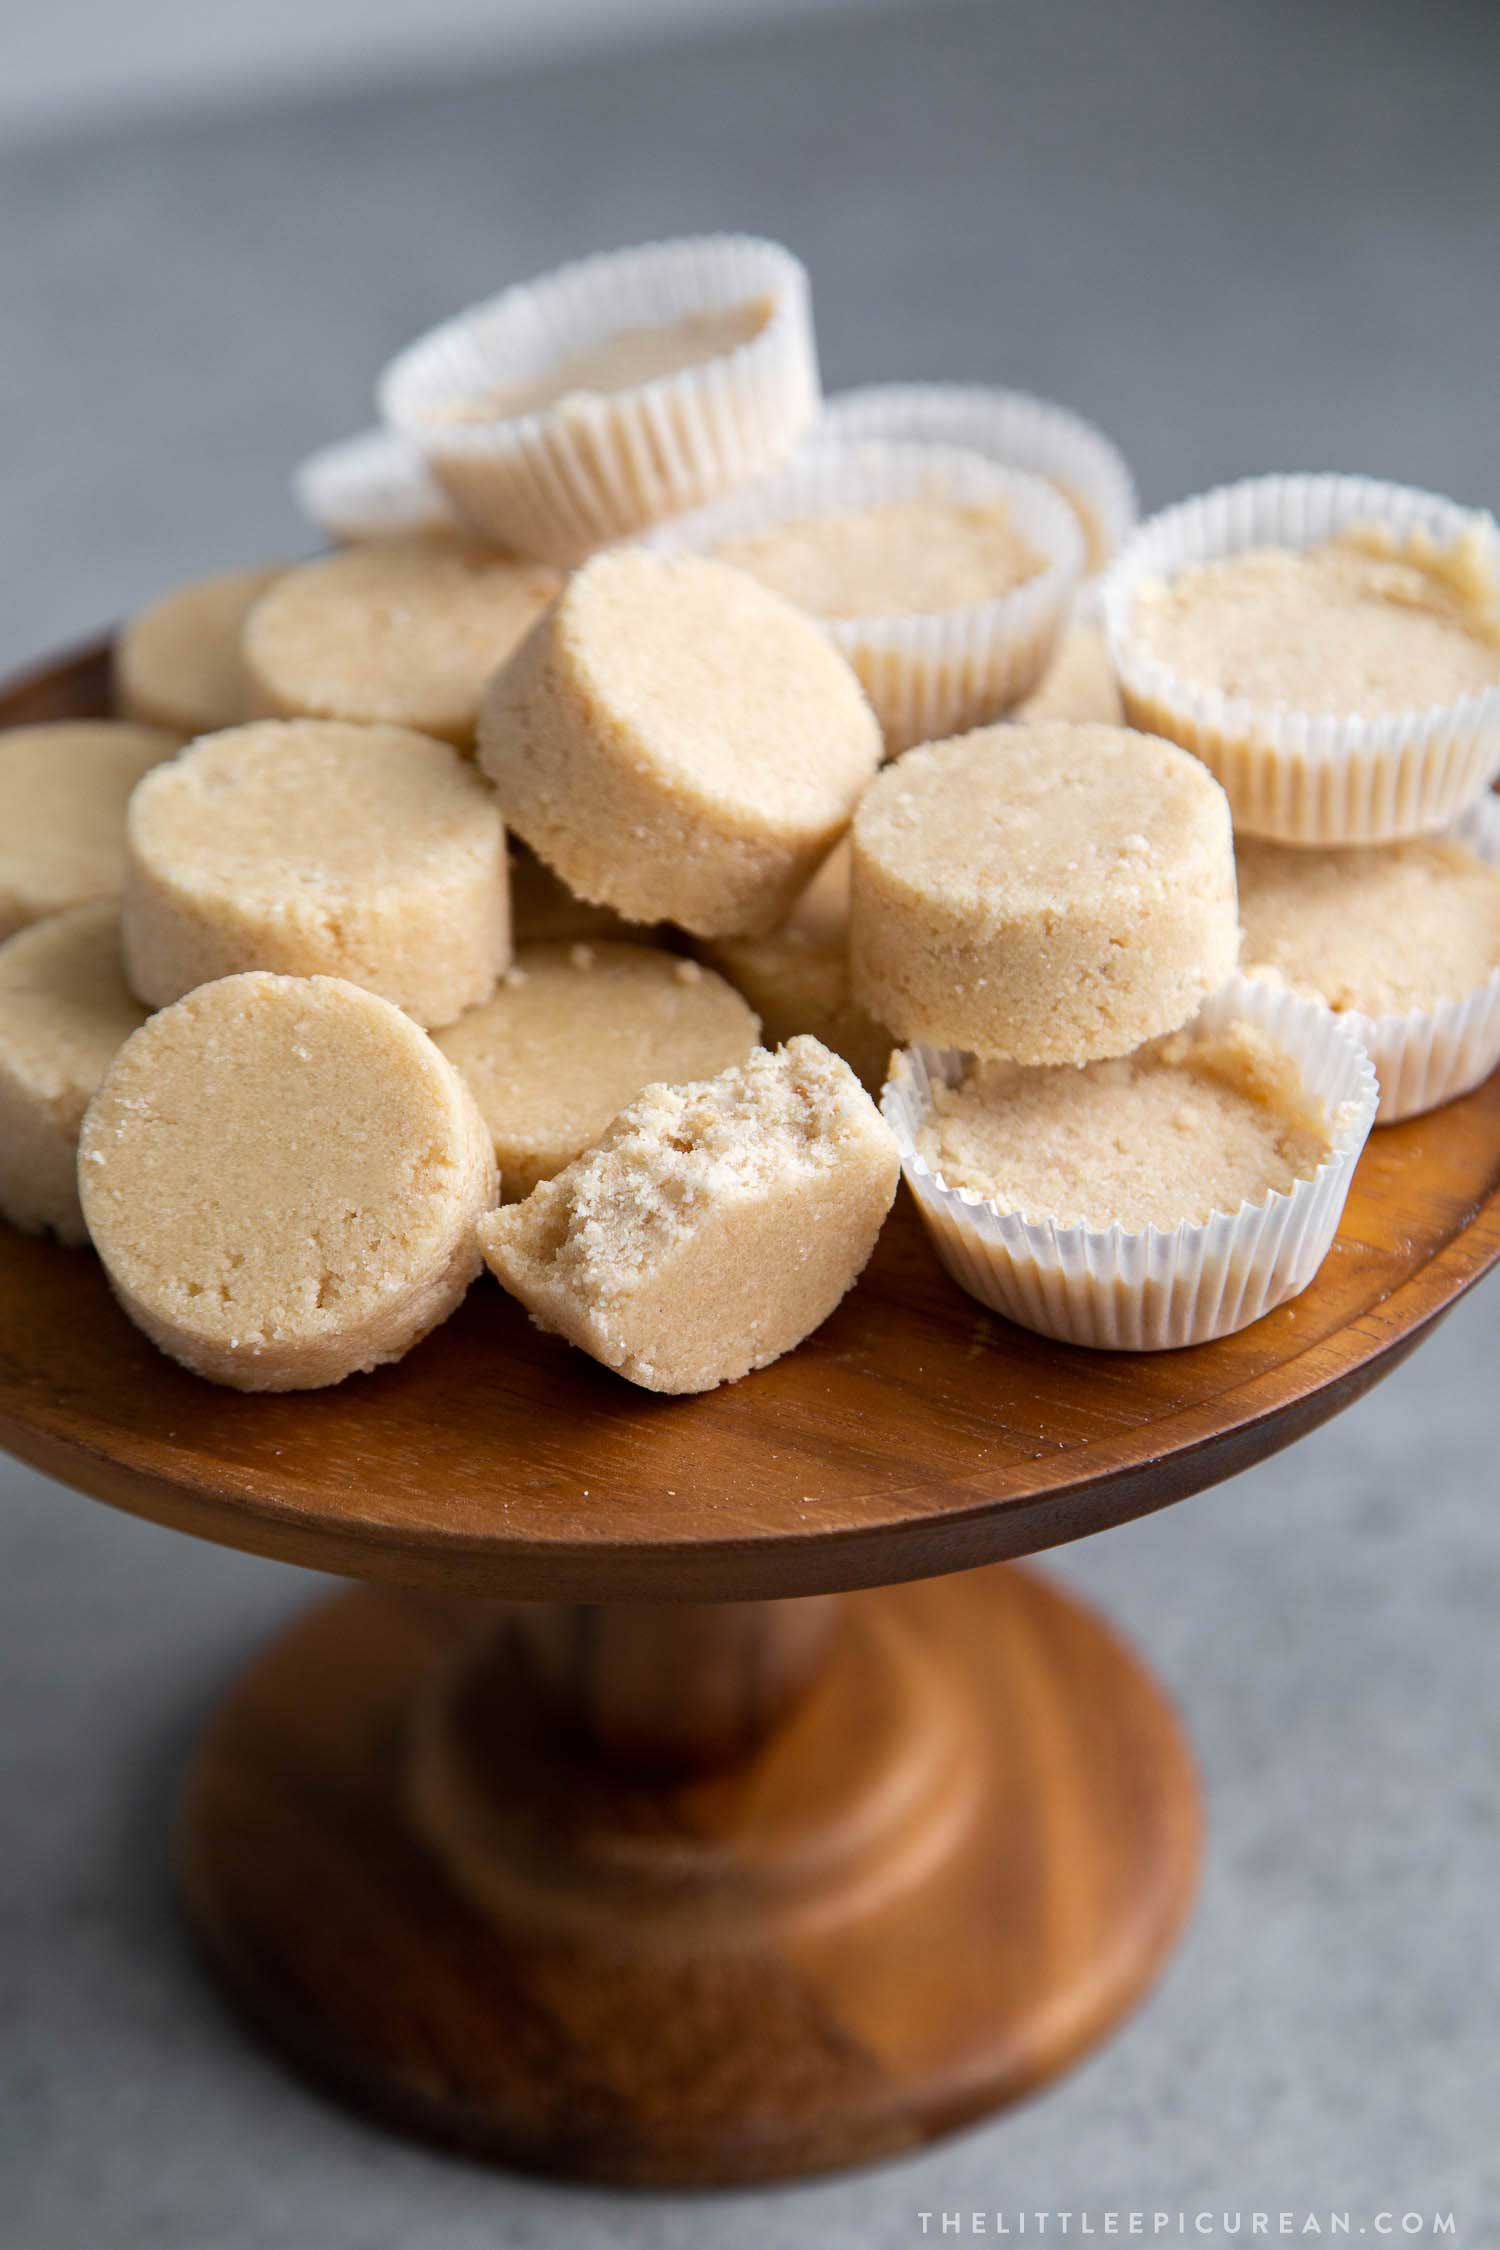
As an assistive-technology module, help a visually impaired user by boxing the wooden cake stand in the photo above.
[3,642,1499,2187]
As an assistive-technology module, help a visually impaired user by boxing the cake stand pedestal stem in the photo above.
[505,1593,843,1773]
[180,1564,1201,2185]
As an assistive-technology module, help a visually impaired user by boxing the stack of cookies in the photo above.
[1,233,1495,1393]
[864,721,1377,1349]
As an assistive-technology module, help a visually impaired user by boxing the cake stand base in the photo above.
[179,1563,1200,2187]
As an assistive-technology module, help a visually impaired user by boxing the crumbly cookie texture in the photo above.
[714,495,1041,620]
[0,722,181,942]
[0,906,147,1244]
[703,841,892,1092]
[851,721,1239,1065]
[1013,622,1122,724]
[441,298,774,422]
[115,566,281,736]
[123,718,509,1027]
[79,972,497,1391]
[1238,834,1500,1015]
[477,1034,900,1393]
[916,1022,1332,1233]
[478,550,881,938]
[1129,525,1500,716]
[436,940,759,1200]
[242,533,560,748]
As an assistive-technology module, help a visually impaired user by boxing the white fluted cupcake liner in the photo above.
[820,381,1137,607]
[1104,474,1500,844]
[291,427,460,544]
[649,437,1083,754]
[1247,793,1500,1126]
[882,975,1378,1350]
[378,236,819,565]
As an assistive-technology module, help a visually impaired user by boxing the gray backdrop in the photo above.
[2,0,1497,2242]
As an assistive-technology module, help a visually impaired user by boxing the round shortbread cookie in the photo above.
[435,940,759,1199]
[478,550,881,938]
[0,722,181,941]
[115,567,281,736]
[851,722,1238,1065]
[123,719,509,1026]
[378,236,818,563]
[1127,531,1500,717]
[1237,833,1500,1017]
[241,534,560,748]
[477,1035,900,1394]
[0,906,148,1244]
[713,491,1044,619]
[911,1024,1331,1233]
[79,972,497,1391]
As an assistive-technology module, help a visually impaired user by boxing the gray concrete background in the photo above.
[2,0,1498,2240]
[7,0,871,144]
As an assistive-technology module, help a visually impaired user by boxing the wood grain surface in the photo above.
[2,640,1497,1602]
[180,1566,1201,2185]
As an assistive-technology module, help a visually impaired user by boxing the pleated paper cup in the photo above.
[292,427,459,544]
[1247,793,1500,1126]
[882,975,1378,1351]
[649,438,1084,754]
[1104,474,1500,844]
[821,381,1137,603]
[378,236,819,564]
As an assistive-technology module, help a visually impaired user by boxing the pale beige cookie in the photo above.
[241,534,560,748]
[479,1035,899,1393]
[115,566,281,736]
[703,842,891,1091]
[436,940,759,1199]
[1107,480,1500,843]
[886,978,1376,1348]
[714,495,1042,619]
[123,719,508,1026]
[1013,623,1122,724]
[1128,530,1500,716]
[455,298,774,423]
[79,972,497,1391]
[0,722,180,942]
[0,906,148,1244]
[818,383,1139,586]
[1238,833,1500,1015]
[1237,809,1500,1121]
[852,722,1238,1065]
[478,550,881,937]
[379,236,818,562]
[914,1022,1331,1232]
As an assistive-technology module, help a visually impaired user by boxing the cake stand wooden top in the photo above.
[1,639,1497,1602]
